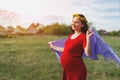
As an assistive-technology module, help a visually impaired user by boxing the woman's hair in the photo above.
[72,14,89,34]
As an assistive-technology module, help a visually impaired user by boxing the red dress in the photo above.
[60,33,87,80]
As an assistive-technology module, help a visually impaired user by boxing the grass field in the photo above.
[0,35,120,80]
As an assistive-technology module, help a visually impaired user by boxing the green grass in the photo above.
[0,35,120,80]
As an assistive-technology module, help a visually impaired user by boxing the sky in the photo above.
[0,0,120,31]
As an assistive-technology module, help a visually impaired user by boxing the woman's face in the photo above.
[72,16,84,32]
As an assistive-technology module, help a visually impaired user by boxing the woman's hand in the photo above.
[48,41,64,52]
[48,41,54,48]
[86,29,94,39]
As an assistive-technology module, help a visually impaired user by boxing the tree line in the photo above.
[0,22,120,38]
[41,23,120,36]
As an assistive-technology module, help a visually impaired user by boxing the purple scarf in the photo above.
[51,28,120,66]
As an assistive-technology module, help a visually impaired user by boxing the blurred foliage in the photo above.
[109,31,120,36]
[0,22,120,38]
[43,22,72,35]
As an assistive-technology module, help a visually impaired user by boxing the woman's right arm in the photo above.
[48,41,64,52]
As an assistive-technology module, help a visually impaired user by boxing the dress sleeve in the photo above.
[82,35,86,48]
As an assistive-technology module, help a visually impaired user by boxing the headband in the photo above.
[73,14,87,22]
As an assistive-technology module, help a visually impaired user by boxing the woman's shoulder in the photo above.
[78,33,86,39]
[80,33,86,37]
[68,34,73,37]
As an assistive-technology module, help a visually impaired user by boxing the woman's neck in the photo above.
[71,31,82,39]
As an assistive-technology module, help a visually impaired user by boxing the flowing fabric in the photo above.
[51,27,120,66]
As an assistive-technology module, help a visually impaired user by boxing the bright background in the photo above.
[0,0,120,31]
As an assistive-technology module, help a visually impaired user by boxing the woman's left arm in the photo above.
[84,29,94,57]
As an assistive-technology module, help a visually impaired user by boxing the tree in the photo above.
[43,22,71,35]
[110,31,119,36]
